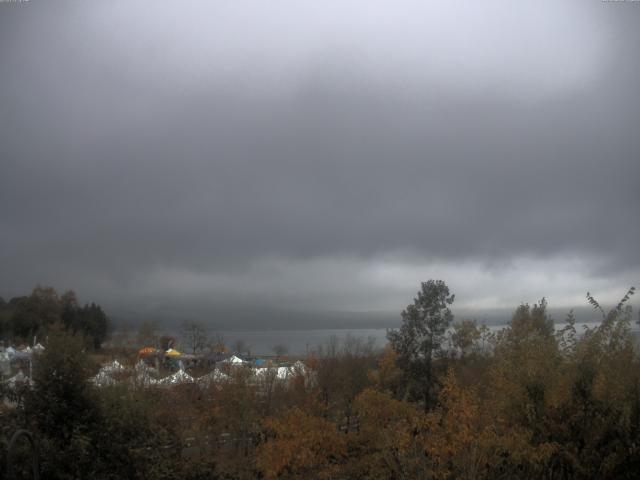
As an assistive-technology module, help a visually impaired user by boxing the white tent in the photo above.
[158,369,194,386]
[0,353,10,376]
[5,370,34,389]
[223,355,245,365]
[197,369,229,386]
[101,360,125,374]
[90,370,117,388]
[90,360,128,388]
[253,367,277,380]
[253,365,294,381]
[132,360,157,387]
[292,361,307,373]
[5,346,32,360]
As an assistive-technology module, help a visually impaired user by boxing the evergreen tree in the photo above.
[387,280,454,410]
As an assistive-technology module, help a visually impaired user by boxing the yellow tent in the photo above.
[165,348,181,358]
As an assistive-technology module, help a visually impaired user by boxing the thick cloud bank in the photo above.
[1,1,638,325]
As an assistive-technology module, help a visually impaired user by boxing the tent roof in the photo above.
[197,369,229,385]
[159,369,194,386]
[222,354,244,364]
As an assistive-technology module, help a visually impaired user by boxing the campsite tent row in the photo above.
[138,347,182,358]
[91,360,222,388]
[1,344,45,379]
[138,347,203,365]
[1,343,45,361]
[90,360,308,388]
[139,348,247,365]
[2,370,34,389]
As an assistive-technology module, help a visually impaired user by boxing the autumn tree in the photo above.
[348,388,425,478]
[368,345,404,396]
[450,319,481,358]
[212,365,260,476]
[549,287,640,478]
[489,299,560,449]
[257,408,347,480]
[387,280,455,410]
[314,335,377,429]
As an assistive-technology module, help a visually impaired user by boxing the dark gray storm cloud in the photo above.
[1,1,639,324]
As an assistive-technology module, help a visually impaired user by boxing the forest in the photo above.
[1,281,639,480]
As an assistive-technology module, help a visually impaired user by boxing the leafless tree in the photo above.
[180,320,208,354]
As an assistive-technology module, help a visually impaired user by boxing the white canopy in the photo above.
[5,370,34,388]
[292,361,307,373]
[158,369,194,386]
[90,371,118,388]
[132,360,157,387]
[90,360,128,388]
[101,360,125,374]
[223,355,245,364]
[253,365,296,380]
[276,366,291,380]
[197,369,229,386]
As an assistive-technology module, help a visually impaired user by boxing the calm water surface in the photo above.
[189,320,637,355]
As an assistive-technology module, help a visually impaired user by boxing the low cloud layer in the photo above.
[1,1,638,326]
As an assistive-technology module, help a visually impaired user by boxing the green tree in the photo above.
[10,286,62,340]
[0,297,13,338]
[23,325,101,478]
[387,280,455,411]
[79,302,109,349]
[60,291,109,349]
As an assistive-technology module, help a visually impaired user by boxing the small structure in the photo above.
[138,347,156,357]
[165,348,182,358]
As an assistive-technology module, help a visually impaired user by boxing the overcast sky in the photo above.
[1,0,638,327]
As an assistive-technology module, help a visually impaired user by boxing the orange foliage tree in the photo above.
[257,408,347,480]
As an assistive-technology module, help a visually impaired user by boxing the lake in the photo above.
[183,320,638,355]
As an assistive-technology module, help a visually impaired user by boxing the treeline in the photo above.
[1,281,640,479]
[0,286,109,349]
